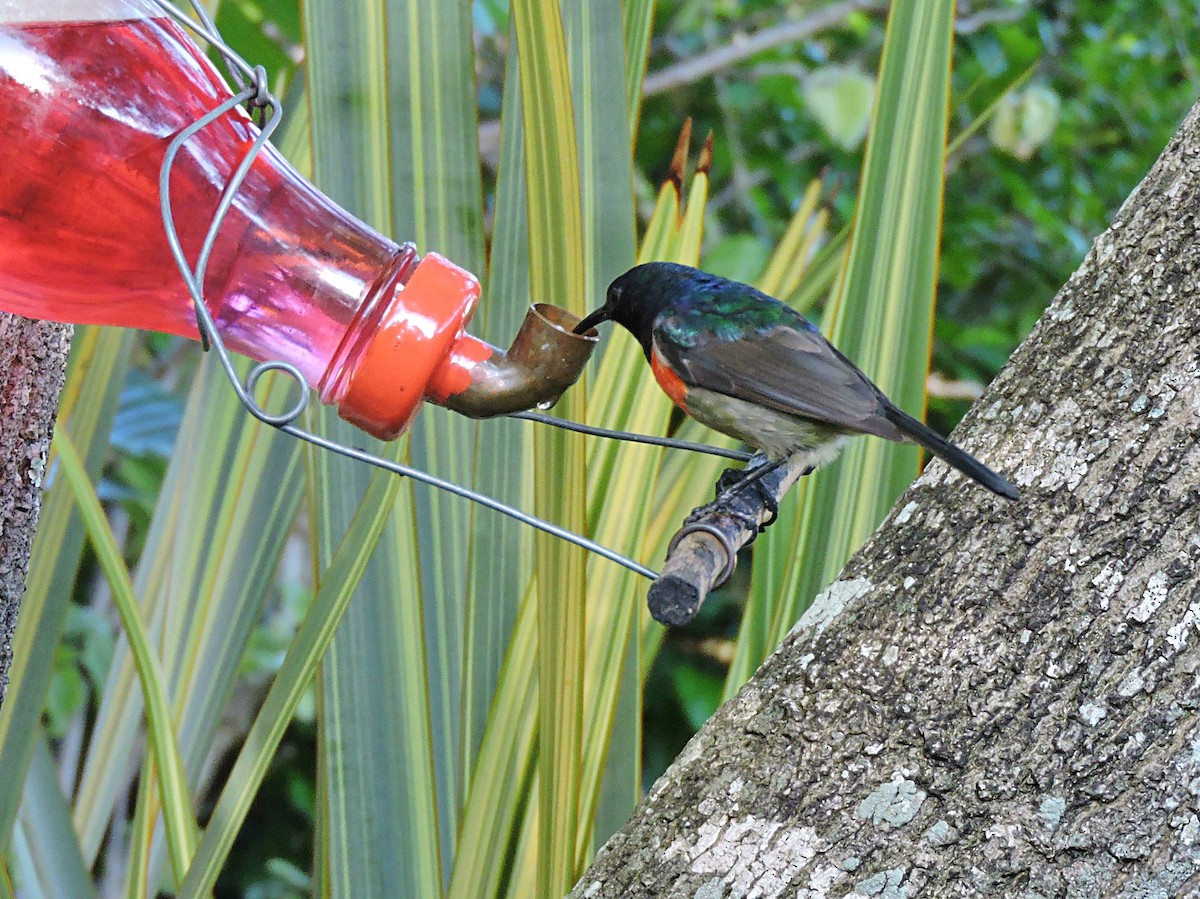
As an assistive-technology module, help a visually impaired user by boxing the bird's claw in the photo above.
[715,466,746,496]
[687,468,782,545]
[758,489,779,529]
[739,477,778,536]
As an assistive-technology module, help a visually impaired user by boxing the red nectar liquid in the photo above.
[0,12,415,386]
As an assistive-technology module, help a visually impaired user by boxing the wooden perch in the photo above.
[648,455,813,626]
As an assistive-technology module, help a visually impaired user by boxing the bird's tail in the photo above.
[882,404,1019,500]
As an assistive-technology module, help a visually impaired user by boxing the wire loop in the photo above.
[245,362,310,427]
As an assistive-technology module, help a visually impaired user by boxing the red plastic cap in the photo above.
[339,253,481,440]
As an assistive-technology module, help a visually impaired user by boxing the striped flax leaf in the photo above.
[449,23,547,899]
[308,447,443,899]
[500,9,702,887]
[0,851,12,899]
[448,0,643,881]
[635,148,733,486]
[11,737,96,899]
[675,136,710,263]
[54,428,195,885]
[560,0,640,854]
[303,0,447,893]
[502,802,539,899]
[630,153,736,670]
[621,0,654,133]
[177,468,400,899]
[583,122,696,503]
[497,166,701,891]
[635,139,683,259]
[461,31,533,791]
[580,163,677,453]
[786,224,850,314]
[757,179,826,300]
[565,0,637,307]
[126,752,159,899]
[385,0,486,874]
[510,0,589,893]
[445,583,538,899]
[577,154,707,860]
[149,373,303,879]
[506,136,713,875]
[479,0,657,886]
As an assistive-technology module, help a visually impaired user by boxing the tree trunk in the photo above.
[573,101,1200,898]
[0,315,71,704]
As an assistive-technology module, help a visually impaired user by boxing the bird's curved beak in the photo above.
[573,305,611,335]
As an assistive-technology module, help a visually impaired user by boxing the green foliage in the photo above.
[936,0,1200,424]
[803,65,874,151]
[45,608,114,739]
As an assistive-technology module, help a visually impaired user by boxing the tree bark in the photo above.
[573,101,1200,898]
[0,315,71,705]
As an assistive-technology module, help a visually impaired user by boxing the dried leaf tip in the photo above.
[697,131,714,176]
[667,118,693,196]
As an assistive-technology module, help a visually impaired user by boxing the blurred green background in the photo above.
[26,0,1199,895]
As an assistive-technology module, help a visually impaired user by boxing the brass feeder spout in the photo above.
[429,303,599,418]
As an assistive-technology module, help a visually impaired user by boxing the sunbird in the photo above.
[575,262,1019,504]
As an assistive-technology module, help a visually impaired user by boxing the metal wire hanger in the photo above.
[153,0,748,582]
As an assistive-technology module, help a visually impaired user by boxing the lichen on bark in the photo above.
[573,99,1200,899]
[0,315,71,704]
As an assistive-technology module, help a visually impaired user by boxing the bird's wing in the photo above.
[652,312,904,440]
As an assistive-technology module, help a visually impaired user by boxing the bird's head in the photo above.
[575,262,698,357]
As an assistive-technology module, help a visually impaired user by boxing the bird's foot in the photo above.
[682,498,767,544]
[689,458,788,543]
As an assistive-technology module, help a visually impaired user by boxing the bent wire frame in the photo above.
[153,0,749,583]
